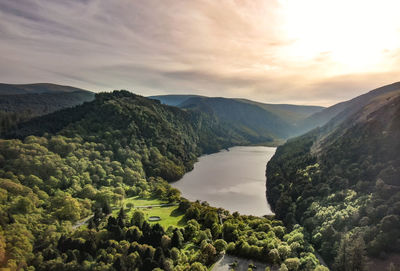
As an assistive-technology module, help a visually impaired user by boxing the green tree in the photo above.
[213,239,227,254]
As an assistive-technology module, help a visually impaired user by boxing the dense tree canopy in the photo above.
[267,96,400,270]
[0,91,325,270]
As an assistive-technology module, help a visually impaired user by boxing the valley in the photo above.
[0,90,326,271]
[0,82,399,271]
[2,1,400,270]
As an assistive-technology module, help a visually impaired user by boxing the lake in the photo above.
[172,146,276,216]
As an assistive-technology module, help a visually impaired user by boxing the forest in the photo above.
[267,95,400,270]
[0,90,94,137]
[0,91,326,270]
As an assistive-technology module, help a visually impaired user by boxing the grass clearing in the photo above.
[140,205,186,228]
[112,196,186,229]
[124,196,167,207]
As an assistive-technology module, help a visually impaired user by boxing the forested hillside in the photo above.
[0,83,91,95]
[0,83,94,136]
[152,95,324,145]
[267,90,400,270]
[297,82,400,135]
[0,91,325,270]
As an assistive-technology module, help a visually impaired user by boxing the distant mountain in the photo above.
[6,90,249,156]
[234,98,324,126]
[0,83,91,95]
[0,83,95,135]
[297,81,400,135]
[151,94,324,144]
[267,85,400,269]
[149,94,202,106]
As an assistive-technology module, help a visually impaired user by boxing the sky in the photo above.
[0,0,400,106]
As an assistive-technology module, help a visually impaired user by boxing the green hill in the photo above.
[0,83,91,95]
[266,84,400,270]
[0,90,324,270]
[149,94,202,106]
[0,83,95,136]
[296,81,400,135]
[151,94,324,144]
[235,98,324,126]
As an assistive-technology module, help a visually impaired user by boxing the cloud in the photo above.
[0,0,399,106]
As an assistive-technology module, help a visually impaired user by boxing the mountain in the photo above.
[151,94,324,144]
[0,83,95,136]
[0,83,90,95]
[0,90,325,270]
[235,98,324,126]
[266,85,400,269]
[296,81,400,135]
[6,91,250,157]
[149,94,202,106]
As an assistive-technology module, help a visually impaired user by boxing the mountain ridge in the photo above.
[151,94,324,143]
[266,82,400,270]
[297,81,400,135]
[0,83,92,95]
[0,83,95,136]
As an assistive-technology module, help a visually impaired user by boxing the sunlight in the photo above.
[279,0,400,74]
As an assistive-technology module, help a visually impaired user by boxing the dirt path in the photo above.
[72,215,93,229]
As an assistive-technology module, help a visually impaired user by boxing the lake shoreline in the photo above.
[172,146,276,217]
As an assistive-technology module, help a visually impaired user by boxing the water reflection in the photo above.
[172,146,276,216]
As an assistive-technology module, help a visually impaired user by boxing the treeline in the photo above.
[0,110,32,136]
[33,199,326,271]
[0,91,94,136]
[267,96,400,270]
[0,91,324,270]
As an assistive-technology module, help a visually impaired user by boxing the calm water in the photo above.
[172,146,276,216]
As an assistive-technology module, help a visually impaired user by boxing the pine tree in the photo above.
[171,230,183,248]
[102,202,112,215]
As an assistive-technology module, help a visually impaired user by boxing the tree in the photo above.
[117,207,126,227]
[189,262,207,271]
[268,248,280,264]
[52,194,81,221]
[213,239,227,254]
[284,258,300,271]
[0,231,5,263]
[280,263,289,271]
[349,236,367,271]
[102,201,112,214]
[185,219,200,240]
[335,234,367,271]
[314,266,329,271]
[171,229,183,248]
[132,210,145,228]
[154,247,165,266]
[201,243,216,265]
[161,235,171,249]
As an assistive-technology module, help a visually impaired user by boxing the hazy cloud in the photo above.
[0,0,399,106]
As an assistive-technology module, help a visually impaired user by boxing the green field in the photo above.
[124,196,167,207]
[113,196,186,229]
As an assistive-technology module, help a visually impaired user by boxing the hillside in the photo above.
[0,83,94,136]
[266,87,400,270]
[0,83,91,95]
[151,94,324,144]
[296,81,400,135]
[0,91,325,270]
[149,94,202,106]
[235,98,324,126]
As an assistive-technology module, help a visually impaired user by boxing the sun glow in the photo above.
[279,0,400,75]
